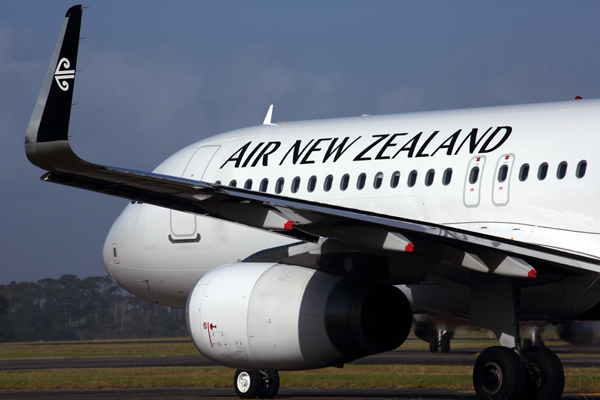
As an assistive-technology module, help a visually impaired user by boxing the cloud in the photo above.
[376,85,426,115]
[0,22,39,74]
[211,45,369,126]
[69,44,209,169]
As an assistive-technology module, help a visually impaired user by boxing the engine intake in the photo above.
[186,262,411,370]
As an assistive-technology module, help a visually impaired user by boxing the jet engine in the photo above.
[186,262,412,370]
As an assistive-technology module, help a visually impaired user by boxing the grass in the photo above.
[0,365,599,392]
[0,338,199,360]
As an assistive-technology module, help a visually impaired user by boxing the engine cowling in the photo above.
[186,262,412,370]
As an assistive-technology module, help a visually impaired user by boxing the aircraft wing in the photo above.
[25,6,600,280]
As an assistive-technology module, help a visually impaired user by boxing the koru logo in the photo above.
[54,57,75,91]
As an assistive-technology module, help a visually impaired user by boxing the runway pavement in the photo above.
[1,344,600,371]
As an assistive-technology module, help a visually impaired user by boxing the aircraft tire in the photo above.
[523,346,564,400]
[473,346,526,400]
[234,370,261,398]
[257,370,280,398]
[441,337,451,353]
[429,339,439,353]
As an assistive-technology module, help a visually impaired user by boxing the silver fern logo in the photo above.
[54,58,75,91]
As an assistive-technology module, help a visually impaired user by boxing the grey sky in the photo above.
[2,1,600,284]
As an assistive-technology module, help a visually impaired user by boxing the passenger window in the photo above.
[390,171,400,188]
[469,167,479,184]
[557,161,567,180]
[291,177,301,193]
[259,178,268,192]
[324,175,333,192]
[229,179,237,187]
[442,168,452,186]
[519,164,529,182]
[497,165,508,183]
[275,177,284,194]
[357,173,366,190]
[244,179,253,190]
[307,176,317,193]
[374,172,383,189]
[340,174,350,191]
[538,163,548,180]
[407,170,417,187]
[425,169,435,187]
[215,180,221,185]
[576,160,587,178]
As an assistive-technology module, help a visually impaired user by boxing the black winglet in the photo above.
[25,5,91,172]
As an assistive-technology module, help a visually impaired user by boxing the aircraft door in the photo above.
[463,156,486,207]
[169,145,220,243]
[492,154,515,206]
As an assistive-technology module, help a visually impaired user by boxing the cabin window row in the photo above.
[219,168,454,194]
[465,160,587,186]
[517,160,587,182]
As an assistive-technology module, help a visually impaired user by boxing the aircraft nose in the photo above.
[102,204,131,282]
[102,224,120,282]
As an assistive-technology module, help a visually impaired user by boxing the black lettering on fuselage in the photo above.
[251,141,281,167]
[431,130,461,156]
[415,131,439,157]
[354,134,389,161]
[242,142,265,168]
[375,133,406,160]
[221,125,513,169]
[301,138,332,164]
[220,141,251,169]
[393,133,421,158]
[453,128,492,155]
[323,136,361,162]
[279,139,314,165]
[478,126,512,153]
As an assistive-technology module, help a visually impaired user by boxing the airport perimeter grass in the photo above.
[0,365,599,392]
[0,338,199,360]
[0,337,573,360]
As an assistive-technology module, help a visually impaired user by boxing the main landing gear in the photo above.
[471,278,564,399]
[234,369,280,399]
[473,345,564,400]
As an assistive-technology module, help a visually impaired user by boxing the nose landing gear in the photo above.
[429,329,453,353]
[234,369,280,399]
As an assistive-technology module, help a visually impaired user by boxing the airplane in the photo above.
[24,5,600,399]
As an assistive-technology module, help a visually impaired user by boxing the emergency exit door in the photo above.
[169,145,220,243]
[492,154,515,206]
[464,156,486,207]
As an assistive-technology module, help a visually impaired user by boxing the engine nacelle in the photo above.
[186,262,411,370]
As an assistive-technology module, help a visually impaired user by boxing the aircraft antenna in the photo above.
[263,104,277,126]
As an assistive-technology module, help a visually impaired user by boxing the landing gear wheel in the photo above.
[257,370,280,398]
[234,370,261,398]
[523,346,564,400]
[429,339,439,353]
[441,337,451,353]
[473,346,526,400]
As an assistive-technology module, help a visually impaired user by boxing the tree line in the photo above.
[0,274,188,342]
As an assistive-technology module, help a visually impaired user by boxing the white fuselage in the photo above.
[103,99,600,310]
